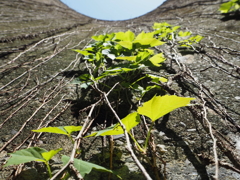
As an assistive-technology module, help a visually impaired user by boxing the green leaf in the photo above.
[41,148,62,162]
[64,126,82,135]
[114,30,135,42]
[153,22,171,29]
[73,50,92,56]
[137,51,152,61]
[149,53,166,67]
[134,31,165,47]
[219,0,235,13]
[86,112,140,137]
[32,126,82,136]
[178,31,192,37]
[172,26,181,32]
[121,112,140,132]
[84,46,94,52]
[95,52,102,61]
[4,147,47,167]
[62,155,121,179]
[116,56,137,61]
[105,33,115,41]
[137,95,195,121]
[79,74,92,81]
[135,31,154,40]
[117,41,133,49]
[189,35,204,43]
[32,127,68,135]
[92,34,106,41]
[147,74,168,83]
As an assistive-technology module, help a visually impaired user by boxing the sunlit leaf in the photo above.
[73,50,92,56]
[134,38,165,47]
[62,156,121,179]
[85,125,123,137]
[84,46,94,51]
[121,112,140,131]
[189,35,204,43]
[137,95,195,121]
[159,77,168,82]
[147,74,168,83]
[135,31,154,40]
[153,22,171,29]
[178,31,192,37]
[41,148,62,162]
[114,31,135,42]
[116,56,137,61]
[32,127,68,135]
[137,51,152,61]
[149,53,166,67]
[172,26,181,32]
[92,34,106,41]
[117,41,133,49]
[32,126,82,136]
[134,31,165,47]
[64,126,82,135]
[105,33,115,41]
[219,0,239,13]
[106,67,134,73]
[86,112,140,137]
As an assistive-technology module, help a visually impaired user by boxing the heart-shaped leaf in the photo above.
[137,95,195,121]
[41,148,62,162]
[4,147,61,167]
[86,112,140,137]
[32,126,82,136]
[149,53,166,67]
[62,155,121,179]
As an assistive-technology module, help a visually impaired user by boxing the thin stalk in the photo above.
[144,122,154,151]
[129,132,145,153]
[45,162,52,178]
[68,135,75,144]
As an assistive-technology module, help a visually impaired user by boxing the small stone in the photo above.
[156,144,167,153]
[179,122,186,127]
[115,140,124,146]
[159,131,165,136]
[137,140,144,144]
[234,96,240,100]
[11,129,18,135]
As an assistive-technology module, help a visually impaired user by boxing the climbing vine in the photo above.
[4,22,203,179]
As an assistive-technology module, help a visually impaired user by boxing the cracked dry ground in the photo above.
[0,0,240,179]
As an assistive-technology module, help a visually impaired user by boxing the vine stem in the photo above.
[200,85,219,180]
[144,122,154,151]
[50,82,118,179]
[86,61,152,179]
[50,101,98,180]
[101,88,153,180]
[45,162,53,178]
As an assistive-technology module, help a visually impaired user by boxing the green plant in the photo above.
[73,22,203,100]
[219,0,240,13]
[86,95,195,153]
[4,147,62,178]
[4,126,119,179]
[4,22,202,179]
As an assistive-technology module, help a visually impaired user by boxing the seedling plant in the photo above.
[4,22,203,179]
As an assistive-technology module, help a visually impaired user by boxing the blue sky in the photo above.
[60,0,166,21]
